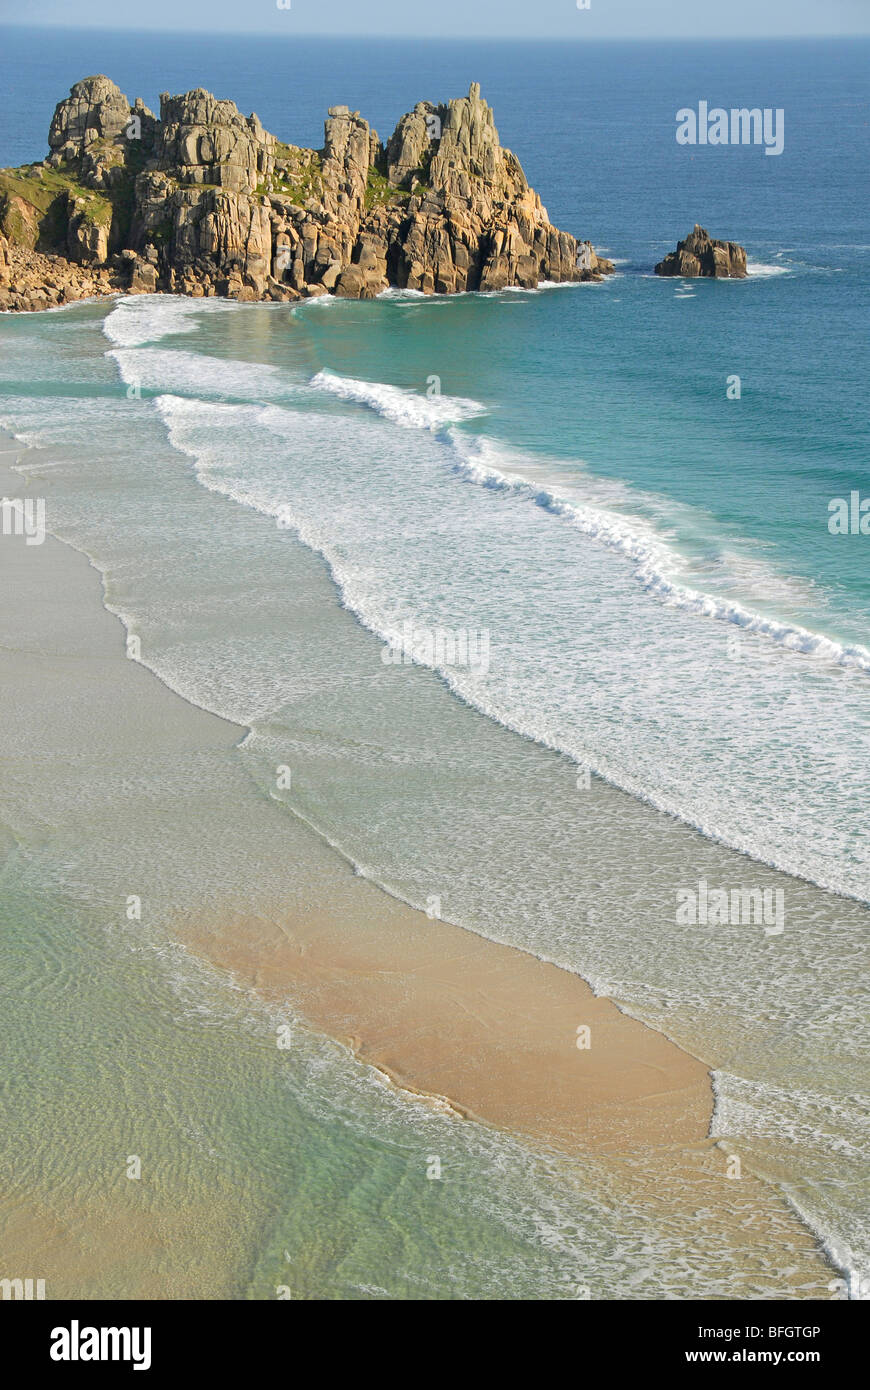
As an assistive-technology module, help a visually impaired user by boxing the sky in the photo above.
[0,0,868,39]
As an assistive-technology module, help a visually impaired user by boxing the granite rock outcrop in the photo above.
[655,225,747,279]
[0,75,613,310]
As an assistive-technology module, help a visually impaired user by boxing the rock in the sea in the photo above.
[0,75,615,310]
[655,224,747,278]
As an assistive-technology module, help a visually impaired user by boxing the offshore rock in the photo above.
[655,224,747,278]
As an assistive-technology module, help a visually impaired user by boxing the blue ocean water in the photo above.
[1,29,869,1298]
[4,29,867,634]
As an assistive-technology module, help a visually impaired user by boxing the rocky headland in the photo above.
[0,75,614,312]
[655,224,747,279]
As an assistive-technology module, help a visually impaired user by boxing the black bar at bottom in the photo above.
[1,1296,862,1375]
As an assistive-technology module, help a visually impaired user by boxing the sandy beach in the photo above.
[0,444,712,1156]
[181,905,713,1153]
[3,14,868,1317]
[1,432,837,1297]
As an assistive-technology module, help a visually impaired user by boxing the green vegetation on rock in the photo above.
[260,146,323,205]
[0,161,119,252]
[364,167,408,210]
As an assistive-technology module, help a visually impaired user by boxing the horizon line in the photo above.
[1,23,868,42]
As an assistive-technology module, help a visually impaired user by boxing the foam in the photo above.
[310,370,487,430]
[107,346,290,400]
[447,432,870,674]
[746,261,792,277]
[102,294,236,347]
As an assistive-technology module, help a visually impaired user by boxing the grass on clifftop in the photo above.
[0,164,98,213]
[0,161,118,250]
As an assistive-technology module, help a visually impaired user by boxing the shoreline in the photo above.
[0,433,835,1292]
[0,269,613,317]
[1,438,711,1153]
[2,28,864,1305]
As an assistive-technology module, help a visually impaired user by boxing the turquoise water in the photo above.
[1,33,868,1298]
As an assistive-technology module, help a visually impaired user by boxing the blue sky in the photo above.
[1,0,868,38]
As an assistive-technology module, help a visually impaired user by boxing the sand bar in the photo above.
[0,446,711,1156]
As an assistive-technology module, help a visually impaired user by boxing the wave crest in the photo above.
[310,370,487,430]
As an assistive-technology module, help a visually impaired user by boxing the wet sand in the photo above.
[181,901,712,1154]
[1,446,711,1156]
[1,441,834,1297]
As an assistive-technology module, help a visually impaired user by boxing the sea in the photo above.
[0,27,868,1298]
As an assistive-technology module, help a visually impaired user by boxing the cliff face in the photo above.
[655,225,747,279]
[0,75,613,309]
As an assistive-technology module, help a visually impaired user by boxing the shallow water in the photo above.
[1,32,868,1298]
